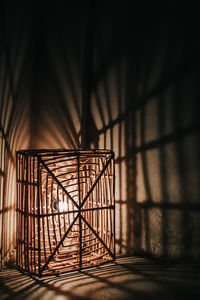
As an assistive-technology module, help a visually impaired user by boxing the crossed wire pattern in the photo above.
[16,149,115,276]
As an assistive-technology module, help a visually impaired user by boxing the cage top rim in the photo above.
[16,149,114,155]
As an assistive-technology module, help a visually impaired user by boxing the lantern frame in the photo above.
[16,149,115,276]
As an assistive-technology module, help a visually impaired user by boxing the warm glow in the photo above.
[58,201,68,212]
[16,150,115,276]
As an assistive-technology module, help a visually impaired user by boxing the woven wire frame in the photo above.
[16,149,115,276]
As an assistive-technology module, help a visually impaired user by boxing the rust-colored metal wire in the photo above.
[16,149,115,276]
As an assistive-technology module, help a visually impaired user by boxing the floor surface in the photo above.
[0,256,200,300]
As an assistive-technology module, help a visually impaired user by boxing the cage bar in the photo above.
[16,149,115,276]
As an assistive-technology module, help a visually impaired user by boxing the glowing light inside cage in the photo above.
[58,201,68,212]
[16,149,115,276]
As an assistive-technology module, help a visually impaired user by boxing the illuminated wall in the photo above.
[0,1,32,267]
[0,1,200,268]
[29,3,84,149]
[88,2,200,257]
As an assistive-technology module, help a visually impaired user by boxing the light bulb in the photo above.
[58,201,67,212]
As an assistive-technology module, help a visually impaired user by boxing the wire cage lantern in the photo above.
[16,149,115,276]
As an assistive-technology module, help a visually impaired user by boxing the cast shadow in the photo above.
[0,1,33,267]
[1,256,200,300]
[87,2,200,259]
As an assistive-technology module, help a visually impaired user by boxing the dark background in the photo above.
[0,0,200,267]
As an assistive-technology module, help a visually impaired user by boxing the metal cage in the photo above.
[16,149,115,276]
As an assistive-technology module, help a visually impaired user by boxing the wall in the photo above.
[88,2,200,257]
[0,1,200,266]
[29,2,84,149]
[0,1,32,266]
